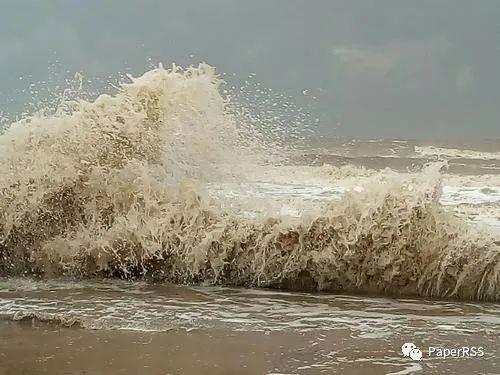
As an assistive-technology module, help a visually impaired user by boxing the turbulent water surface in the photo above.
[0,64,499,374]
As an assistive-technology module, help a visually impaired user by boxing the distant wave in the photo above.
[415,145,500,161]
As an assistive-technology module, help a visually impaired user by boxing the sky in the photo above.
[0,0,499,139]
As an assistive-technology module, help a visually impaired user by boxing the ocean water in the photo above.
[0,64,499,374]
[0,279,499,374]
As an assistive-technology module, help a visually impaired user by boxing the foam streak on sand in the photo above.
[0,64,499,301]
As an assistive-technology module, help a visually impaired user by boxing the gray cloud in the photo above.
[0,0,499,138]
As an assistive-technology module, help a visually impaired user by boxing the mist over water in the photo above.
[0,64,499,302]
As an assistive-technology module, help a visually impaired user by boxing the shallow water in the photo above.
[0,278,498,374]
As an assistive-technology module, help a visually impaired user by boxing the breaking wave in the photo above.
[0,64,498,301]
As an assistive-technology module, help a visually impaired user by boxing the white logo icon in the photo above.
[401,343,422,361]
[409,348,423,361]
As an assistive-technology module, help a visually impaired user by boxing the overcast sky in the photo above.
[1,0,499,138]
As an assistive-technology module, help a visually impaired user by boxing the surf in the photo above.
[0,64,498,301]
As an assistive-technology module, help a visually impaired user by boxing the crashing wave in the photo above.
[0,64,498,301]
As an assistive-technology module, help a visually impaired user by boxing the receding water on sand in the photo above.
[0,279,498,374]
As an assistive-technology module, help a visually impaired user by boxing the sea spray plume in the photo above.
[0,64,498,301]
[224,75,316,165]
[0,63,244,273]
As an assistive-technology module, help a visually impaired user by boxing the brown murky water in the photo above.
[0,322,496,375]
[0,280,498,374]
[2,134,500,374]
